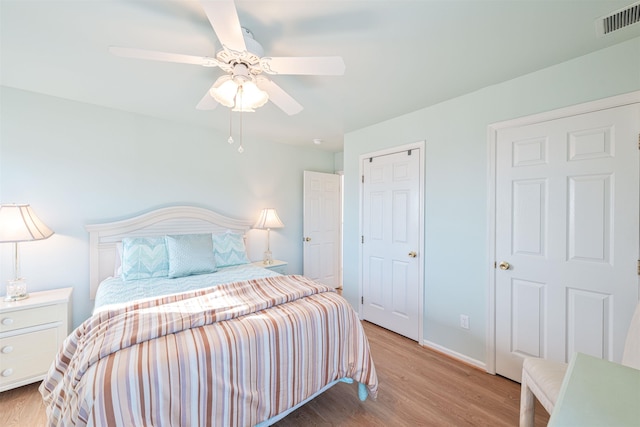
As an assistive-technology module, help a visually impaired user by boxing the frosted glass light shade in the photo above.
[233,81,268,112]
[210,75,238,108]
[210,75,269,112]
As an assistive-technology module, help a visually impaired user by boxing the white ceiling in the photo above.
[2,1,639,152]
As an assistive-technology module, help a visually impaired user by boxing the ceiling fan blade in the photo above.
[260,56,345,76]
[109,46,220,67]
[196,89,219,110]
[200,0,246,53]
[256,78,303,116]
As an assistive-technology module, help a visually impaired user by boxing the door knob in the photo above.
[408,251,417,258]
[499,261,510,270]
[304,237,311,242]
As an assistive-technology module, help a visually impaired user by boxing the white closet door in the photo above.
[362,149,421,340]
[495,103,640,381]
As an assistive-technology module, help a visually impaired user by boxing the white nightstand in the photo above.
[0,287,72,392]
[253,260,288,275]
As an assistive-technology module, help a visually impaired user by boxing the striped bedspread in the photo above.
[40,275,378,426]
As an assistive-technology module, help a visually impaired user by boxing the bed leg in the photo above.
[338,378,368,401]
[358,382,368,401]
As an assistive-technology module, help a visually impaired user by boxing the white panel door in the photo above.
[362,149,420,340]
[495,103,640,382]
[303,171,341,288]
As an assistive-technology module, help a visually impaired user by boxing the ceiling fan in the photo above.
[109,0,345,116]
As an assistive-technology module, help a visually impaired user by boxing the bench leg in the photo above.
[519,375,535,427]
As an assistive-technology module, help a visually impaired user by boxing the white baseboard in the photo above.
[422,339,487,372]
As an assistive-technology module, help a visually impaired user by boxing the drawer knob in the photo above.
[1,368,13,377]
[1,346,13,354]
[1,317,13,326]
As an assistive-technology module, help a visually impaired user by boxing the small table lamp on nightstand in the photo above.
[254,208,284,265]
[0,204,54,301]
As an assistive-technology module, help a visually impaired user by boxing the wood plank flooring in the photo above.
[0,321,549,426]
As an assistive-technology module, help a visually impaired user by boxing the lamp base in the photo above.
[263,250,273,265]
[4,294,28,302]
[5,278,28,302]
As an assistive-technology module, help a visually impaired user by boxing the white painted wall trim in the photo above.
[422,339,487,371]
[485,90,640,375]
[358,140,426,344]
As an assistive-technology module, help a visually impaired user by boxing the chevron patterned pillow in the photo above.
[121,236,169,281]
[213,232,250,268]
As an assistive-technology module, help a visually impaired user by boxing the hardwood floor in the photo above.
[0,321,549,426]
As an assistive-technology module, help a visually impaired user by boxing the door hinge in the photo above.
[637,259,640,275]
[361,235,364,244]
[408,149,412,156]
[362,175,364,183]
[494,261,497,269]
[638,133,640,150]
[361,296,364,304]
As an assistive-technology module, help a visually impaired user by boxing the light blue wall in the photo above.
[0,87,335,327]
[343,37,640,363]
[334,152,344,172]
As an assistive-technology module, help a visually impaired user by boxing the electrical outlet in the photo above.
[460,314,470,330]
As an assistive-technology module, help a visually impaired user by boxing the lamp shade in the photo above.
[254,208,284,230]
[0,204,54,242]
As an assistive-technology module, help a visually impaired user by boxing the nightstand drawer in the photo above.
[0,287,72,392]
[0,328,59,386]
[253,260,287,274]
[269,264,287,274]
[0,304,62,333]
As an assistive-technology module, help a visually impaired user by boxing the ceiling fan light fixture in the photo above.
[232,80,268,112]
[210,75,237,108]
[211,73,269,112]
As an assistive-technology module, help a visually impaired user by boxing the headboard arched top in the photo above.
[85,206,253,299]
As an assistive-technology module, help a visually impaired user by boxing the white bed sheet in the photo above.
[93,263,281,313]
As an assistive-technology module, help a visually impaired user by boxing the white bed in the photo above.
[40,205,378,426]
[85,205,256,300]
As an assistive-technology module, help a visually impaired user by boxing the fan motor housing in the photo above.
[216,27,264,71]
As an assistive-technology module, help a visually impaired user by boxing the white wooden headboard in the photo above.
[85,206,253,299]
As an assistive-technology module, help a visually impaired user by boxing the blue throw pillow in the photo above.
[213,232,250,268]
[165,233,217,278]
[121,237,169,281]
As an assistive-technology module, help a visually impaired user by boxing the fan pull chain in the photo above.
[238,108,244,153]
[227,107,234,144]
[237,86,244,153]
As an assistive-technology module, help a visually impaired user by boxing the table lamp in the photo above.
[0,204,54,301]
[254,208,284,265]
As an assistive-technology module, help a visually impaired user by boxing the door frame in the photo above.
[358,140,426,344]
[486,90,640,374]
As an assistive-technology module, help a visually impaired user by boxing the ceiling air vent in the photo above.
[596,1,640,36]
